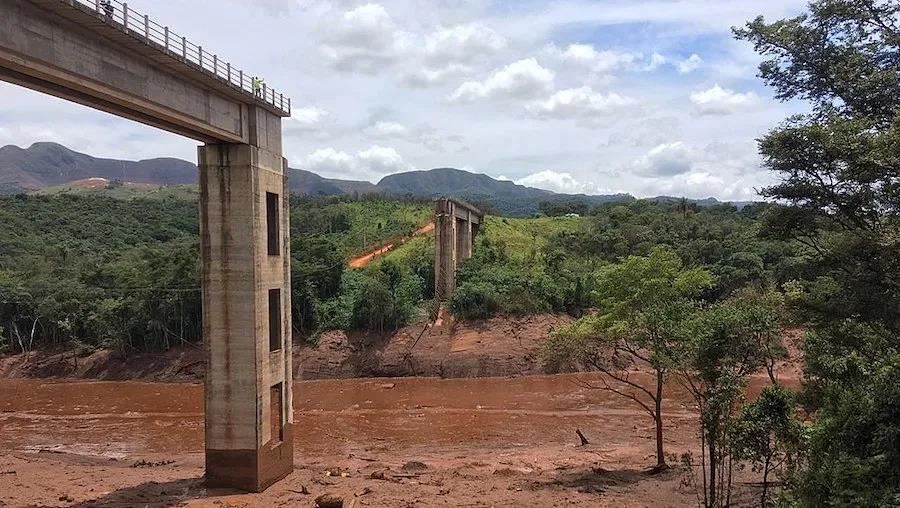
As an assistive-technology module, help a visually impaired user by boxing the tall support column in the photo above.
[199,137,293,492]
[434,199,452,302]
[462,212,473,259]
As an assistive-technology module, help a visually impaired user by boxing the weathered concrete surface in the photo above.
[434,197,483,301]
[199,141,293,492]
[0,0,288,142]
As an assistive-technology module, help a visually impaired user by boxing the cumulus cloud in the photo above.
[514,170,614,195]
[319,3,408,73]
[526,86,635,120]
[285,107,329,132]
[623,141,769,200]
[631,142,696,176]
[450,58,555,102]
[689,84,760,115]
[678,53,704,73]
[301,144,411,180]
[546,43,640,73]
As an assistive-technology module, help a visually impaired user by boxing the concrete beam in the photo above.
[0,0,286,143]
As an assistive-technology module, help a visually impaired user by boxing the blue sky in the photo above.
[0,0,811,200]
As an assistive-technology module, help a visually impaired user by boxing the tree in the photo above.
[732,385,805,508]
[736,1,900,504]
[545,246,714,468]
[677,291,787,507]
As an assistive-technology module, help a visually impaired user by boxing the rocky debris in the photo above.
[314,492,344,508]
[401,461,428,473]
[130,459,175,468]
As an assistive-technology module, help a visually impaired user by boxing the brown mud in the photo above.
[0,368,797,507]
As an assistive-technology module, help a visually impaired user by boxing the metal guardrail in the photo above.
[66,0,291,115]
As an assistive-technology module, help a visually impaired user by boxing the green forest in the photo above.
[0,0,898,505]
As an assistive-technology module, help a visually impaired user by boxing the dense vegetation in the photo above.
[541,0,900,505]
[0,193,431,353]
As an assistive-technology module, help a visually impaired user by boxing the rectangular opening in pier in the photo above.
[268,288,281,352]
[266,192,280,256]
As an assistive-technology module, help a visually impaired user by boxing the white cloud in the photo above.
[645,52,667,71]
[363,121,409,138]
[515,170,601,194]
[526,86,636,120]
[285,107,329,132]
[623,141,769,200]
[689,84,760,115]
[320,3,408,73]
[678,54,704,74]
[546,43,640,73]
[631,142,696,176]
[358,145,410,174]
[450,58,555,102]
[301,144,411,180]
[423,24,506,65]
[404,63,472,87]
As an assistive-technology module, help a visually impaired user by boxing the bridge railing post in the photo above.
[143,14,149,39]
[122,3,128,29]
[199,46,203,68]
[213,54,218,77]
[164,26,169,51]
[94,0,99,12]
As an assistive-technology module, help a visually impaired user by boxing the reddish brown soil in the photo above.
[0,368,795,507]
[0,314,574,383]
[299,314,573,380]
[347,222,434,268]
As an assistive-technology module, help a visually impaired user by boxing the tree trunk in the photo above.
[761,453,771,507]
[708,433,717,508]
[655,369,666,467]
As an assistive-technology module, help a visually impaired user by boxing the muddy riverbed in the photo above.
[0,372,790,507]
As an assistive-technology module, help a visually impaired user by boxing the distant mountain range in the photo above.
[0,142,752,215]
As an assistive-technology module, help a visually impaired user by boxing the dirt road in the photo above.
[347,222,434,268]
[0,371,786,507]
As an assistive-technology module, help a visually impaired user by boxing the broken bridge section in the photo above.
[434,197,484,304]
[0,0,293,492]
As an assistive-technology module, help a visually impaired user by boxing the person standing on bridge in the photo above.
[252,77,264,97]
[100,0,113,18]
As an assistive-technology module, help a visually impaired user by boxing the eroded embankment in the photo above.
[0,314,574,383]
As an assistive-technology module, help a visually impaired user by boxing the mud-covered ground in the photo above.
[0,370,796,507]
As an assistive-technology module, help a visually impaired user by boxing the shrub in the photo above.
[450,282,501,319]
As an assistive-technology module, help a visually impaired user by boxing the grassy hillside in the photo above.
[36,182,201,201]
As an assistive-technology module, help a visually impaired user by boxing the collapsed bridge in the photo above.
[434,197,484,303]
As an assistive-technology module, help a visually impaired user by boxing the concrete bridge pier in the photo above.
[434,198,483,303]
[199,109,293,492]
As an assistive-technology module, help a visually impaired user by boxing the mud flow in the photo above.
[0,372,785,507]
